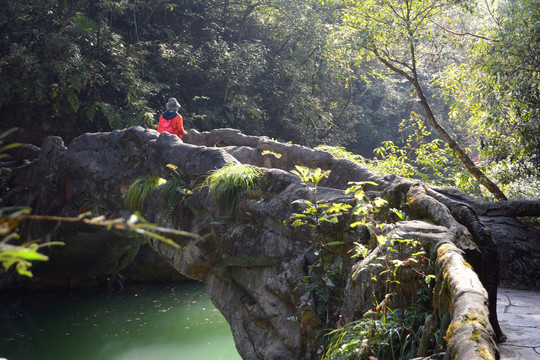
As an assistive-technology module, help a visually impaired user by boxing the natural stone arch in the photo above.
[4,126,540,359]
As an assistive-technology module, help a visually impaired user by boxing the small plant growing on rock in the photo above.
[203,163,263,218]
[126,175,165,212]
[126,164,188,220]
[288,166,351,233]
[154,164,188,220]
[286,166,359,332]
[324,303,432,359]
[324,234,436,359]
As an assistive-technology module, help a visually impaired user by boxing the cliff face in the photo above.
[4,126,540,359]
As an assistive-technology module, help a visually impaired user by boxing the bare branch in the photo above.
[429,18,495,41]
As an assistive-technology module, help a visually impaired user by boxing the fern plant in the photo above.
[154,164,187,220]
[202,163,263,217]
[126,165,188,223]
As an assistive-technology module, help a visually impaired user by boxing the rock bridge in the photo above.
[4,127,540,359]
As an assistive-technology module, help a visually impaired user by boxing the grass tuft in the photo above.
[126,176,163,212]
[203,163,263,217]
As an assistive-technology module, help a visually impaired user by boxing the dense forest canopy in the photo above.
[0,0,538,199]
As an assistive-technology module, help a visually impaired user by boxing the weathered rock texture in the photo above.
[3,127,540,359]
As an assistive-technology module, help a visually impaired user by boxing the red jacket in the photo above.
[157,112,186,139]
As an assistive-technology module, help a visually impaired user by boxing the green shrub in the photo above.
[126,165,188,221]
[324,306,428,360]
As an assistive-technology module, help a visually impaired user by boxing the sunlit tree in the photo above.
[438,0,540,191]
[331,0,508,200]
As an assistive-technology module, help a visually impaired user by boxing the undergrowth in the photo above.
[324,306,429,360]
[286,165,437,359]
[317,114,539,201]
[324,235,436,360]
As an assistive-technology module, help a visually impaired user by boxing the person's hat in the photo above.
[166,98,181,111]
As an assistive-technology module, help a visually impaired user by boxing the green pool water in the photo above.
[0,282,241,360]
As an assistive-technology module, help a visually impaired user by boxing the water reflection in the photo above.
[0,282,241,360]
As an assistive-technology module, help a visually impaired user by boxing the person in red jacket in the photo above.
[157,98,186,139]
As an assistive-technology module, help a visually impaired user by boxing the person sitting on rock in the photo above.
[157,98,186,140]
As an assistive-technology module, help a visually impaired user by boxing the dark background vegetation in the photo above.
[0,0,428,156]
[0,0,538,197]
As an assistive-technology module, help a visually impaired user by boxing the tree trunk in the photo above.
[414,83,508,201]
[372,46,508,201]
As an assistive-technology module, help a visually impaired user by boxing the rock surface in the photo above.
[498,287,540,359]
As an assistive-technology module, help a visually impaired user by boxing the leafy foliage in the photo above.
[154,164,188,220]
[437,0,540,188]
[1,206,194,279]
[324,305,432,360]
[0,0,535,195]
[0,2,157,140]
[286,167,402,323]
[0,0,418,158]
[286,166,437,356]
[318,112,494,199]
[286,166,350,323]
[0,209,197,277]
[330,0,510,200]
[0,207,64,277]
[325,233,435,359]
[287,166,350,229]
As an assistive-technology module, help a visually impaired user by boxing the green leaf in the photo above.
[290,219,306,227]
[326,241,345,246]
[1,143,23,152]
[373,198,388,207]
[391,208,405,220]
[350,221,364,228]
[321,216,338,223]
[67,92,80,113]
[14,248,49,261]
